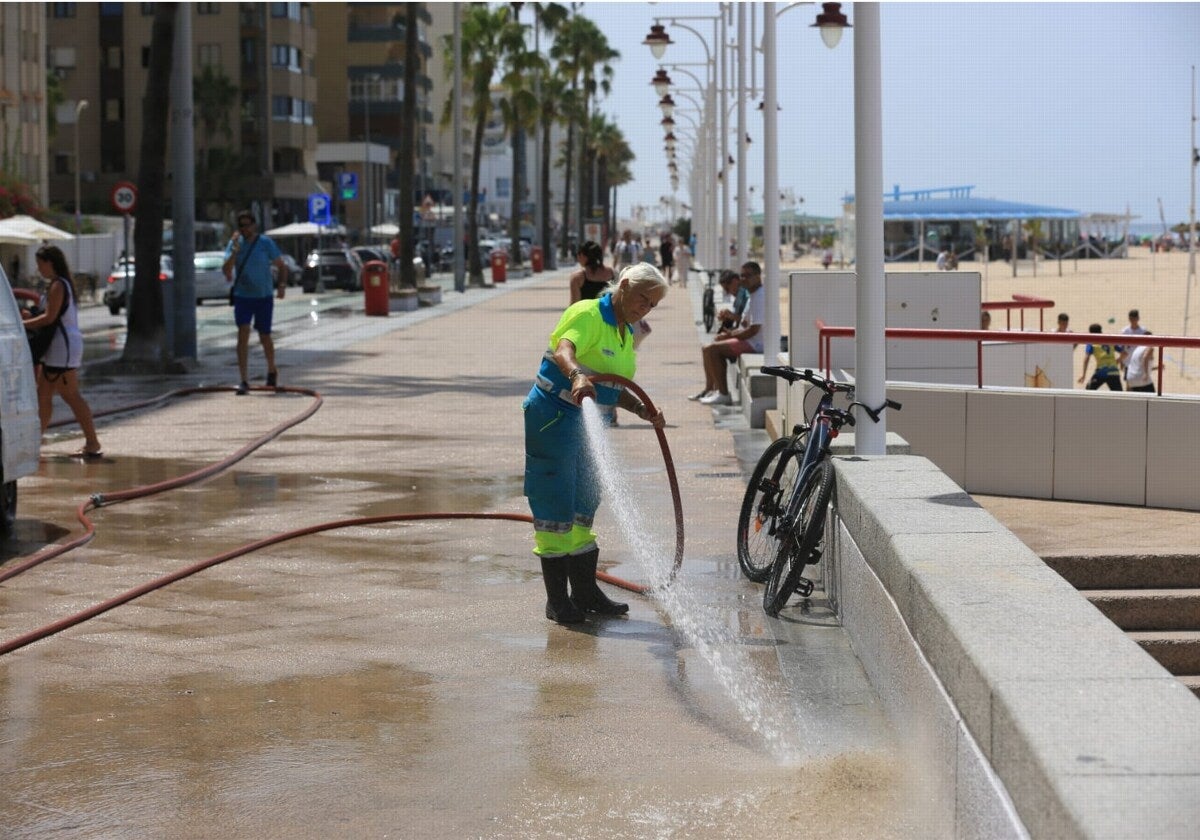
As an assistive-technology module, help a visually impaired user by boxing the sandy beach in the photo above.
[772,247,1200,396]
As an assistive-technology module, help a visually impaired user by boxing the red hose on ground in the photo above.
[0,375,685,657]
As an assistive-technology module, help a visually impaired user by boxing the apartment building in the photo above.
[0,3,48,206]
[46,2,319,226]
[312,2,437,236]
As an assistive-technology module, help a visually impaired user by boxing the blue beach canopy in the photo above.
[881,196,1080,221]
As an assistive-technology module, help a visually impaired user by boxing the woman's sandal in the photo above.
[72,448,103,459]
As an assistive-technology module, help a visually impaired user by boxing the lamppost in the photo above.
[645,10,726,268]
[74,99,88,238]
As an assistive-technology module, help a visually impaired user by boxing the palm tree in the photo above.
[551,14,618,255]
[440,4,508,285]
[193,64,237,169]
[529,3,569,267]
[586,114,633,243]
[495,4,539,270]
[124,3,176,368]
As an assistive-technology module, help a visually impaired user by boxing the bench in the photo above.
[728,353,776,428]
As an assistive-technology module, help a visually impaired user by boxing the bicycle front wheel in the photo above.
[702,288,715,332]
[736,435,802,582]
[763,459,835,617]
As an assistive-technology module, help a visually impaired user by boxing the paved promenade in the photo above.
[2,267,939,838]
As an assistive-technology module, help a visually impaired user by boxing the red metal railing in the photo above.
[814,321,1200,395]
[981,293,1056,331]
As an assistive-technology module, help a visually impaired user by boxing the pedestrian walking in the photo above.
[24,245,102,457]
[223,210,288,395]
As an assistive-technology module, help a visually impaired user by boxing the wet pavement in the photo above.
[1,269,942,837]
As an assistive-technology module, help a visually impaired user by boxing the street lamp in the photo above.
[658,94,676,119]
[643,24,673,59]
[651,69,673,97]
[74,99,88,236]
[812,2,852,49]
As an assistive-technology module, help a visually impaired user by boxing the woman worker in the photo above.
[523,263,669,624]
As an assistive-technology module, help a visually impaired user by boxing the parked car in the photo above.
[193,251,231,304]
[274,253,303,287]
[301,248,363,292]
[352,246,390,267]
[0,264,43,536]
[103,255,174,315]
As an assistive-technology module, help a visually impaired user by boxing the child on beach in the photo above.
[1078,323,1125,391]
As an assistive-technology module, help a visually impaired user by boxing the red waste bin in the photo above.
[530,246,544,273]
[490,249,508,283]
[362,260,390,316]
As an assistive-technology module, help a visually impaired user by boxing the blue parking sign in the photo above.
[308,192,332,226]
[337,172,359,200]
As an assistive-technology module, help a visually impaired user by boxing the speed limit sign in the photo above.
[110,181,138,214]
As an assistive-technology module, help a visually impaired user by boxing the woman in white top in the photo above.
[24,245,102,457]
[673,240,692,287]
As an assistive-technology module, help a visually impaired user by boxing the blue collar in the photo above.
[598,292,629,336]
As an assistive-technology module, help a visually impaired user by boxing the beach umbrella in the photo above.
[0,215,74,241]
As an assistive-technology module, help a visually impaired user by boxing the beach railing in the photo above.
[981,293,1055,330]
[814,321,1200,396]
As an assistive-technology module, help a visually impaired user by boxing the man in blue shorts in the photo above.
[223,210,288,395]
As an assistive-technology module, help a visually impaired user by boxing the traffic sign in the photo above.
[338,172,359,200]
[308,192,332,226]
[110,181,138,214]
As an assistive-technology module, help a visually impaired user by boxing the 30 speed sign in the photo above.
[110,181,138,214]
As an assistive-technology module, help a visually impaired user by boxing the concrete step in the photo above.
[1128,630,1200,675]
[1084,588,1200,631]
[1044,554,1200,589]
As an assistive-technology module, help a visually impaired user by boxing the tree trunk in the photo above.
[540,110,554,269]
[397,4,420,288]
[559,117,575,259]
[468,109,486,284]
[123,3,176,368]
[508,117,524,269]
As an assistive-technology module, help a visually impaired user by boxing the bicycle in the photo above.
[732,366,899,616]
[699,269,720,332]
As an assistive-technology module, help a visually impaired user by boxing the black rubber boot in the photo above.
[568,548,629,615]
[540,557,585,624]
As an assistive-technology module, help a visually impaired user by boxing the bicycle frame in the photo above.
[781,392,836,528]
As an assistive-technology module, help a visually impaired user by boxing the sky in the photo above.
[576,1,1200,230]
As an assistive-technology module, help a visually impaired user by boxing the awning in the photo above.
[264,221,346,237]
[0,214,74,241]
[877,197,1080,221]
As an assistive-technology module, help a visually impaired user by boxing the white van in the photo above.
[0,264,42,535]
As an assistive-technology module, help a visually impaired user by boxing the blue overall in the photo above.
[523,294,634,557]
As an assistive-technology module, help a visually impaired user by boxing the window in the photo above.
[104,98,123,122]
[107,46,122,70]
[99,3,123,16]
[140,3,155,14]
[270,2,301,21]
[197,43,221,67]
[271,95,290,121]
[303,99,314,125]
[55,153,71,176]
[242,38,257,67]
[51,3,76,18]
[196,2,218,14]
[141,46,150,68]
[271,44,301,72]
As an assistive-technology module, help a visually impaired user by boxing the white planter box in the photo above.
[389,292,419,312]
[417,286,442,307]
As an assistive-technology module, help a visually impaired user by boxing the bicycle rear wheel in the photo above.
[702,288,715,332]
[736,435,802,582]
[763,459,834,617]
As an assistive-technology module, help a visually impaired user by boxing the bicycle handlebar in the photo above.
[761,366,901,424]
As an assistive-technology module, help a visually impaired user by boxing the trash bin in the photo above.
[490,250,508,283]
[362,260,390,316]
[530,246,544,273]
